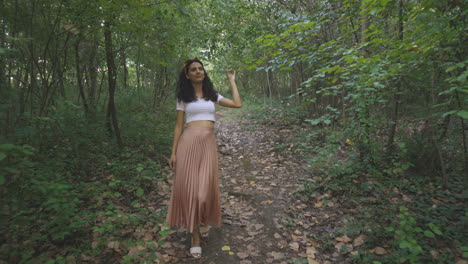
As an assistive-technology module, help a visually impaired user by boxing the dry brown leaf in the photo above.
[165,248,176,256]
[373,247,387,255]
[306,246,317,261]
[289,242,300,251]
[271,251,285,260]
[237,252,249,259]
[127,245,145,256]
[248,231,260,236]
[277,240,288,249]
[255,224,264,230]
[430,250,439,259]
[107,241,120,250]
[142,232,153,241]
[335,235,351,243]
[402,194,412,202]
[353,235,365,247]
[274,233,282,239]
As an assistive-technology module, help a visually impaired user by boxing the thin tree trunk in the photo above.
[103,20,123,147]
[136,45,141,91]
[359,0,371,161]
[87,32,99,113]
[119,43,128,90]
[75,37,89,115]
[455,90,468,178]
[386,0,404,154]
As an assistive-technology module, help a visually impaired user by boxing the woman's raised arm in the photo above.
[219,68,242,108]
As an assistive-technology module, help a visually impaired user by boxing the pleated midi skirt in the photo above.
[166,126,221,233]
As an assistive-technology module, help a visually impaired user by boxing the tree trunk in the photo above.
[358,0,371,162]
[119,44,128,90]
[103,20,123,147]
[87,31,99,113]
[386,0,404,154]
[136,45,141,91]
[75,37,89,115]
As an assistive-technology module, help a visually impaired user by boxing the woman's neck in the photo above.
[193,82,203,98]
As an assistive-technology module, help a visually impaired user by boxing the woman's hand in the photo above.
[169,153,176,172]
[226,67,235,82]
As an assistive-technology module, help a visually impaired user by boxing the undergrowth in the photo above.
[238,98,467,264]
[0,93,173,263]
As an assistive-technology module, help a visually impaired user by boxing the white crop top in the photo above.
[176,94,224,123]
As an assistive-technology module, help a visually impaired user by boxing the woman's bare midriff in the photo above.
[186,120,215,128]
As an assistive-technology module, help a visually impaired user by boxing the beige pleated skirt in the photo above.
[166,125,221,233]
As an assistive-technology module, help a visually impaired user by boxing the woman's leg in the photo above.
[192,225,201,245]
[191,225,202,257]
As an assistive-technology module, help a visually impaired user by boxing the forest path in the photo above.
[160,110,353,264]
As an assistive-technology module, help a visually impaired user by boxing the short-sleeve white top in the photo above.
[176,94,224,123]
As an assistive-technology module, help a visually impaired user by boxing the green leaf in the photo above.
[4,167,19,173]
[159,229,170,237]
[399,241,410,249]
[0,144,16,151]
[428,223,443,235]
[424,230,435,238]
[456,110,468,119]
[136,188,144,197]
[0,152,6,161]
[0,173,5,185]
[305,119,321,125]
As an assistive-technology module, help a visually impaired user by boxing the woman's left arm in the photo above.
[219,68,242,108]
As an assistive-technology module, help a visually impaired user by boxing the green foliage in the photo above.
[1,89,172,262]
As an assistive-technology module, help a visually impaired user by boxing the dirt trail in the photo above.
[160,110,352,264]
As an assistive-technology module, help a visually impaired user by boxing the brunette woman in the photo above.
[166,58,242,258]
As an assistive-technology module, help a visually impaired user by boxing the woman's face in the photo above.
[186,62,205,83]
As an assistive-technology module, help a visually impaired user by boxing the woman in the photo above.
[166,57,242,258]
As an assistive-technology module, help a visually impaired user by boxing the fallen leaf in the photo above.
[289,242,300,251]
[107,241,120,249]
[271,251,285,260]
[306,246,317,261]
[353,235,365,247]
[222,245,231,251]
[430,250,439,259]
[274,233,282,239]
[127,245,145,256]
[402,194,412,202]
[335,235,351,243]
[237,252,249,259]
[373,247,387,255]
[248,231,260,236]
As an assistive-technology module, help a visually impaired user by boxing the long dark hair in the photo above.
[176,58,218,103]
